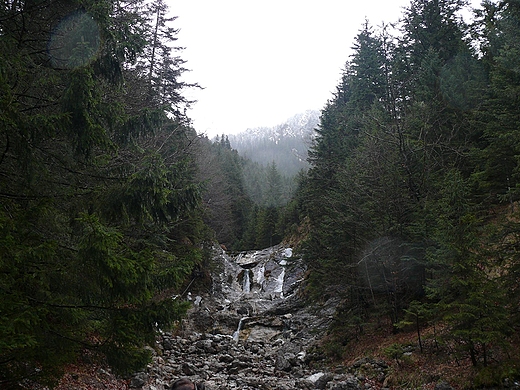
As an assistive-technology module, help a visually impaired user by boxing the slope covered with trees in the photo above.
[300,0,520,384]
[195,135,302,251]
[0,0,207,387]
[0,1,300,384]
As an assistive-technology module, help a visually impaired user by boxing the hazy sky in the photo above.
[169,0,479,137]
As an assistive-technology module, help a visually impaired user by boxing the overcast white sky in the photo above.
[168,0,480,138]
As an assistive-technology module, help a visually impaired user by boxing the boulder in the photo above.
[435,381,454,390]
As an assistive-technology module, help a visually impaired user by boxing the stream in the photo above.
[132,244,389,390]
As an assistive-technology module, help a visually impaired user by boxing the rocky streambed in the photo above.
[131,245,391,390]
[133,331,390,390]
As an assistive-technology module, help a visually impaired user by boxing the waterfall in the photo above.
[242,269,251,293]
[274,268,285,298]
[255,264,265,288]
[232,317,248,342]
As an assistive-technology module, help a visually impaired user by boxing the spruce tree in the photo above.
[424,170,511,366]
[0,0,205,386]
[472,0,520,204]
[304,23,392,297]
[265,161,283,207]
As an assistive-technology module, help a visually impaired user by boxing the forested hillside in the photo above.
[227,110,319,177]
[196,135,302,251]
[300,0,520,385]
[0,0,208,387]
[3,0,520,388]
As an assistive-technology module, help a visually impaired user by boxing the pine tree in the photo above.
[424,170,511,366]
[255,206,281,249]
[265,161,283,207]
[471,1,520,204]
[304,23,392,297]
[470,0,520,359]
[240,205,260,250]
[0,0,205,386]
[397,0,480,194]
[195,137,253,250]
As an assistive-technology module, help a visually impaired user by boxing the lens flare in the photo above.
[48,10,100,69]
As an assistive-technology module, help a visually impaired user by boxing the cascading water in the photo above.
[254,264,265,291]
[138,243,362,390]
[208,244,306,338]
[232,316,248,342]
[242,269,251,293]
[274,267,285,298]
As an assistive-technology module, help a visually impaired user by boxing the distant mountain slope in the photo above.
[228,110,320,176]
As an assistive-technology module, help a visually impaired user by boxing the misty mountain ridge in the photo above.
[228,110,320,176]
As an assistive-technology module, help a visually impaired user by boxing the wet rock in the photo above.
[275,354,293,372]
[435,381,454,390]
[331,378,363,390]
[181,362,197,376]
[314,372,334,389]
[130,372,148,388]
[162,339,173,350]
[218,354,234,364]
[236,305,250,315]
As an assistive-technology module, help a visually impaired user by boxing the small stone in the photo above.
[314,372,333,389]
[163,339,173,350]
[129,372,148,388]
[435,381,454,390]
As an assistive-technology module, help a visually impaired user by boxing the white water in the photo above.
[212,245,304,322]
[253,264,265,291]
[274,267,285,298]
[232,316,249,342]
[242,270,250,293]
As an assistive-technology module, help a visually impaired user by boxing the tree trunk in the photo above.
[416,314,423,353]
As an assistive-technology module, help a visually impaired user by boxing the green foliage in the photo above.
[321,340,346,362]
[473,363,520,389]
[195,137,252,249]
[241,159,298,207]
[0,0,207,387]
[383,343,412,367]
[301,0,520,371]
[195,136,301,251]
[421,170,513,366]
[255,207,281,249]
[5,0,520,385]
[304,22,405,300]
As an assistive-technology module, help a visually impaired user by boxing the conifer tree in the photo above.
[471,0,520,203]
[0,0,205,386]
[471,0,520,356]
[255,206,281,249]
[195,137,253,250]
[298,0,520,377]
[424,170,511,366]
[265,161,283,207]
[304,23,392,296]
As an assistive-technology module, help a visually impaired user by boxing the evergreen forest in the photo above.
[2,0,520,388]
